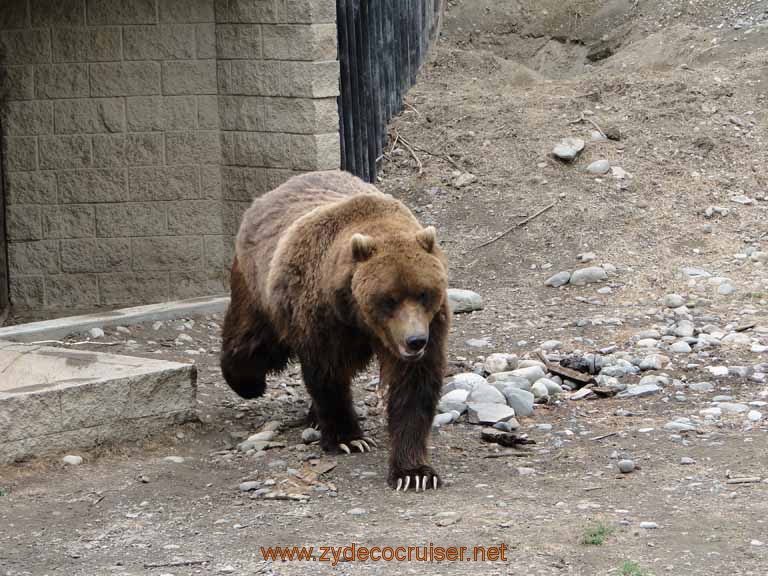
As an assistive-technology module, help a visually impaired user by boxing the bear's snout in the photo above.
[405,334,428,354]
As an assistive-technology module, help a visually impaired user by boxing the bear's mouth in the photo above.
[397,346,426,362]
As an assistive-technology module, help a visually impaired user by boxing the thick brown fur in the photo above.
[220,170,450,489]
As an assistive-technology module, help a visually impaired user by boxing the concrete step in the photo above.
[0,341,197,463]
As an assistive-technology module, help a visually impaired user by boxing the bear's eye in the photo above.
[418,291,429,306]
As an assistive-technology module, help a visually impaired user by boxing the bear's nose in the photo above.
[405,335,428,353]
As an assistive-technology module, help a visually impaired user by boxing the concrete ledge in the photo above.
[0,295,230,343]
[0,342,197,463]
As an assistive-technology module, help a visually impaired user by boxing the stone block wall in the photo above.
[0,0,340,309]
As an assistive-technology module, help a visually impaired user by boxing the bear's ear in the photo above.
[416,226,437,252]
[351,233,375,262]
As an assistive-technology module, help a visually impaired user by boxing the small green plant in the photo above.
[580,521,614,545]
[620,561,650,576]
[0,487,7,497]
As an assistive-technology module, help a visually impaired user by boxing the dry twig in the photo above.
[467,203,556,252]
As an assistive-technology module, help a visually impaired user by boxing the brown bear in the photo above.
[220,170,450,491]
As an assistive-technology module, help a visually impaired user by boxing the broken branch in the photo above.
[468,203,555,252]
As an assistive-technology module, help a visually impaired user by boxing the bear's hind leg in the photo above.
[300,362,376,454]
[220,259,291,399]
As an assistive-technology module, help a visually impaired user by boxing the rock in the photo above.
[670,341,692,354]
[722,333,750,346]
[434,511,462,527]
[467,383,507,405]
[444,372,486,393]
[301,428,321,444]
[682,267,711,278]
[531,381,549,399]
[492,419,520,432]
[570,267,608,286]
[663,294,685,308]
[664,419,696,432]
[508,365,546,384]
[636,338,659,348]
[618,459,635,473]
[62,455,83,466]
[88,327,105,339]
[447,289,483,314]
[611,166,630,179]
[586,159,610,174]
[640,522,658,529]
[545,271,571,287]
[438,389,470,413]
[348,508,367,516]
[502,388,535,417]
[639,375,668,387]
[708,366,729,378]
[639,354,669,371]
[537,378,562,395]
[747,410,763,422]
[674,320,695,338]
[570,388,594,400]
[730,194,755,205]
[716,402,749,414]
[718,283,736,295]
[489,375,531,392]
[680,457,696,465]
[163,456,185,464]
[453,172,476,188]
[577,251,597,262]
[466,403,517,425]
[432,412,456,428]
[484,353,517,374]
[617,383,661,398]
[219,566,236,574]
[597,287,612,295]
[699,407,722,418]
[518,359,545,369]
[552,137,585,161]
[540,340,562,351]
[466,338,491,348]
[239,481,260,492]
[636,330,661,340]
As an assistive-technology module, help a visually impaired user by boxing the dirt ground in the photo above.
[3,1,768,575]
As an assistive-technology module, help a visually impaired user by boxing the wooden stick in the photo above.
[143,559,209,569]
[468,203,556,252]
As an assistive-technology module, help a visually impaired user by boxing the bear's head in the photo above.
[349,225,448,361]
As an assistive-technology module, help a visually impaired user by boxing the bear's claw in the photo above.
[337,437,376,455]
[394,474,439,492]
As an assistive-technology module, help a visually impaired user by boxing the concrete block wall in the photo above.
[0,0,340,309]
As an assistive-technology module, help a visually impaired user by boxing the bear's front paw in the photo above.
[389,464,441,492]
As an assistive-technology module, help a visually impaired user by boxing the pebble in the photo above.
[348,508,367,516]
[639,354,669,371]
[640,522,658,529]
[301,428,321,444]
[617,383,661,398]
[664,419,696,432]
[239,481,260,492]
[586,159,610,174]
[545,271,571,287]
[445,372,486,392]
[537,378,562,395]
[88,327,105,339]
[433,412,457,428]
[540,339,562,351]
[611,166,629,179]
[570,388,594,400]
[708,366,729,378]
[747,410,763,422]
[569,266,608,286]
[163,456,185,464]
[466,338,491,348]
[453,172,477,188]
[552,137,585,161]
[700,407,722,418]
[618,459,635,473]
[663,294,685,308]
[434,512,462,527]
[674,320,695,338]
[219,566,236,574]
[467,383,507,405]
[717,402,749,414]
[508,365,546,384]
[637,338,659,348]
[447,289,483,313]
[62,455,83,466]
[487,374,531,391]
[688,381,715,392]
[718,283,736,295]
[669,341,692,353]
[597,287,612,295]
[680,457,696,465]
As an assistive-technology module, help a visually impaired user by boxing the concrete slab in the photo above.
[0,295,229,343]
[0,341,197,463]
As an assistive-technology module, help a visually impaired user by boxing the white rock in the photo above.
[509,365,546,384]
[717,402,749,414]
[438,389,470,413]
[466,403,517,425]
[552,137,585,161]
[62,455,83,466]
[446,372,486,392]
[88,327,105,339]
[531,381,550,399]
[663,294,685,308]
[502,388,535,417]
[540,340,562,351]
[708,366,729,378]
[570,388,594,400]
[640,522,658,529]
[447,289,483,313]
[467,383,507,405]
[617,383,661,398]
[536,378,562,395]
[670,341,692,354]
[163,456,185,464]
[545,271,571,287]
[747,410,763,422]
[453,172,477,188]
[586,159,610,174]
[484,353,517,374]
[699,407,722,418]
[570,266,608,286]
